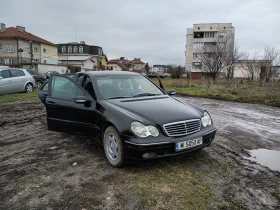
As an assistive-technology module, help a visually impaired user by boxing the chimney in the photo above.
[16,26,25,32]
[0,23,6,32]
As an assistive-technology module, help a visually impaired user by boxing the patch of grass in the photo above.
[125,159,213,210]
[153,78,280,107]
[0,90,39,103]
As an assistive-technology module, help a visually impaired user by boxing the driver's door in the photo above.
[46,75,98,134]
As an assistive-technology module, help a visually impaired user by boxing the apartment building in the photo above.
[185,23,235,79]
[0,23,58,67]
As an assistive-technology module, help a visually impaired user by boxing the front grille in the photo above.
[163,119,201,137]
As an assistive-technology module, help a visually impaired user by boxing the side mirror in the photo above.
[75,96,92,106]
[166,89,176,96]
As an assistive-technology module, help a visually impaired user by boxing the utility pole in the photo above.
[29,33,34,69]
[18,48,23,68]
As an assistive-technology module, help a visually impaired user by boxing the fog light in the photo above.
[142,152,157,159]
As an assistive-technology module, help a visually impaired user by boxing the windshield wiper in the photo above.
[133,93,161,97]
[107,96,132,99]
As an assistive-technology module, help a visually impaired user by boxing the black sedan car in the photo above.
[44,71,59,79]
[26,69,47,88]
[38,71,216,167]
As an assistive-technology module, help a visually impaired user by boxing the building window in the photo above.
[35,59,38,62]
[224,26,226,29]
[98,48,103,55]
[204,32,216,38]
[79,46,83,53]
[210,27,212,30]
[198,27,200,30]
[68,46,72,53]
[62,46,66,53]
[44,60,46,64]
[219,33,226,39]
[193,53,198,58]
[5,58,13,65]
[5,45,13,52]
[192,62,202,69]
[43,48,47,53]
[73,46,78,53]
[34,47,38,52]
[193,42,203,49]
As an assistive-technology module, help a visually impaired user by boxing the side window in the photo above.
[0,70,11,78]
[10,70,24,77]
[51,76,84,100]
[42,82,48,91]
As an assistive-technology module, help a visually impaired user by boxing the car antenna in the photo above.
[156,73,165,90]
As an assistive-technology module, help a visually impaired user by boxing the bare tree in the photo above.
[261,46,280,83]
[241,52,262,80]
[196,36,238,82]
[225,44,243,80]
[167,64,184,79]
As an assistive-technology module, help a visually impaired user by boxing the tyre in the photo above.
[103,126,125,167]
[36,80,42,88]
[25,83,34,93]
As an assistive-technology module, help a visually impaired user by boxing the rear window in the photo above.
[27,69,38,75]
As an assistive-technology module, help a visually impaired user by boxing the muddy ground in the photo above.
[0,97,280,210]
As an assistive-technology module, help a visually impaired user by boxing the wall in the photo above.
[133,63,145,71]
[18,40,41,63]
[41,43,58,65]
[37,64,67,74]
[0,39,18,64]
[106,63,122,71]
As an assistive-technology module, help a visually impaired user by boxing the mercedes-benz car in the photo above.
[38,71,216,167]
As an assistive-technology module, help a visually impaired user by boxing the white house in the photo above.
[106,59,126,71]
[59,56,97,72]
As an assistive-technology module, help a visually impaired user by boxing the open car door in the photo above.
[45,74,98,134]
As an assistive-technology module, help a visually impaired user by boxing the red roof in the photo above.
[0,27,57,47]
[107,59,127,69]
[131,58,145,64]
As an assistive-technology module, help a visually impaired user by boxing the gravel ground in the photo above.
[0,97,279,210]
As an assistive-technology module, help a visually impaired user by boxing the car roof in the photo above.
[86,71,141,77]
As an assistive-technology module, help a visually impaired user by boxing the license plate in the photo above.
[175,137,203,151]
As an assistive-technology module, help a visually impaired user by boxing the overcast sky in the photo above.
[1,0,279,65]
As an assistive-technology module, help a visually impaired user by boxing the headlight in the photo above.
[201,111,212,127]
[131,122,159,138]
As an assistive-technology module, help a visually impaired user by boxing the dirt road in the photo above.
[0,97,279,210]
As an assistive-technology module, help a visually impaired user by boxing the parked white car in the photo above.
[0,68,36,95]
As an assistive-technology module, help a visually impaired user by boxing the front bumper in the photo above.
[122,128,216,160]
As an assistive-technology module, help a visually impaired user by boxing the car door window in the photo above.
[10,70,24,77]
[51,76,85,100]
[0,70,11,78]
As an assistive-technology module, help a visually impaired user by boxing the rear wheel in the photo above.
[36,80,42,88]
[103,126,125,167]
[25,83,34,93]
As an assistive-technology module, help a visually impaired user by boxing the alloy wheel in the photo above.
[26,84,33,92]
[105,133,119,161]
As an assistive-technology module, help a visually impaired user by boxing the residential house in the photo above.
[0,23,58,67]
[152,65,170,73]
[185,23,235,79]
[57,41,107,69]
[59,56,97,72]
[106,59,127,71]
[131,58,145,73]
[233,60,272,79]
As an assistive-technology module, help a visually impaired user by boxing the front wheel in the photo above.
[25,83,34,93]
[103,126,125,167]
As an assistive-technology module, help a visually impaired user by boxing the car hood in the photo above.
[103,96,203,125]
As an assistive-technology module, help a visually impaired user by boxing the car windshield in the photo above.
[95,75,164,99]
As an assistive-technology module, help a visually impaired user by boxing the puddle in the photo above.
[245,149,280,171]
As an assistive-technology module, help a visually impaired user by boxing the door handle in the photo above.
[47,101,57,107]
